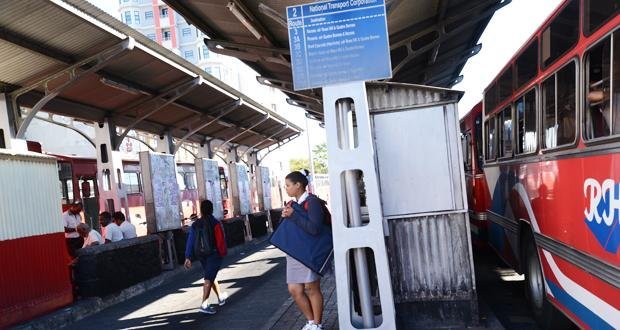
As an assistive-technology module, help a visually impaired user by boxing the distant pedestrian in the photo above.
[99,211,123,243]
[184,200,228,314]
[77,223,103,248]
[281,171,327,330]
[113,211,137,239]
[63,200,84,257]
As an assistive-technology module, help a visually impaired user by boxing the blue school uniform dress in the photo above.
[272,191,332,283]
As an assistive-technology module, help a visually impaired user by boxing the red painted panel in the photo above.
[0,233,73,328]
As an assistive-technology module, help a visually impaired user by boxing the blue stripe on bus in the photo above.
[546,280,613,330]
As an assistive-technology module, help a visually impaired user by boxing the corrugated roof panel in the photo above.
[0,42,64,86]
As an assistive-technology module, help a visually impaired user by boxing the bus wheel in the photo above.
[524,235,574,329]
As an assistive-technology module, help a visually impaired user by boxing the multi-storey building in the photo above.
[118,0,239,88]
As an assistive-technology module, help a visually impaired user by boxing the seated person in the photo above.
[77,223,103,248]
[99,211,123,243]
[113,211,137,239]
[587,86,611,137]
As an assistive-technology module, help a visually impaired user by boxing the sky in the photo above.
[454,0,563,117]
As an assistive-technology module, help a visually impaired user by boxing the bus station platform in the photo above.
[16,235,542,330]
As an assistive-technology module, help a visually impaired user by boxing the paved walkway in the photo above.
[67,241,290,329]
[47,240,544,330]
[265,270,338,330]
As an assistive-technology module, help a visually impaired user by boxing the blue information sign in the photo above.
[287,0,392,91]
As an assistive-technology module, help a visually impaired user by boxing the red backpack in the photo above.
[302,194,332,227]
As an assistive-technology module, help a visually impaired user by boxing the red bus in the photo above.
[470,0,619,328]
[53,154,232,234]
[460,102,492,250]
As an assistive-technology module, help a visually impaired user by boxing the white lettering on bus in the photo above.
[583,178,618,226]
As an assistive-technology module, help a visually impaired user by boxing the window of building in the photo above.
[145,11,153,22]
[147,33,156,41]
[124,11,132,25]
[485,116,497,161]
[498,106,513,158]
[205,66,221,79]
[202,45,209,59]
[123,172,141,194]
[542,61,577,148]
[585,32,619,140]
[160,6,168,18]
[515,89,537,154]
[541,0,579,69]
[515,39,538,88]
[162,29,171,41]
[134,11,140,24]
[184,50,194,59]
[182,28,191,37]
[584,0,619,36]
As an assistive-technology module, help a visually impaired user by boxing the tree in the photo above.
[289,158,309,172]
[312,143,328,174]
[289,143,329,174]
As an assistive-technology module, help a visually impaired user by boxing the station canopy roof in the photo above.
[164,0,510,121]
[0,0,302,152]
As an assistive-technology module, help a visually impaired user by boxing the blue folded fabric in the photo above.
[270,216,333,276]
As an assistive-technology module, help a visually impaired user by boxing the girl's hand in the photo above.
[184,258,192,269]
[281,205,294,218]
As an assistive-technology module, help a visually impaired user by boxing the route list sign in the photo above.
[287,0,391,91]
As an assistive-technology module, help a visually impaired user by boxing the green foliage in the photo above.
[288,142,329,174]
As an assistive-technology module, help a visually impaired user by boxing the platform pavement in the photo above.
[16,237,540,330]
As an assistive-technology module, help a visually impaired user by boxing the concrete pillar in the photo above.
[246,152,260,212]
[156,131,174,154]
[196,140,212,159]
[0,94,26,150]
[225,146,240,217]
[95,119,130,219]
[225,146,252,241]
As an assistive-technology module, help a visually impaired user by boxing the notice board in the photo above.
[139,151,181,233]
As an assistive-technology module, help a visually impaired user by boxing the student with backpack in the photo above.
[184,200,228,314]
[277,171,332,330]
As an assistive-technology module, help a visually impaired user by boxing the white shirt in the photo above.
[119,221,137,239]
[296,191,309,204]
[82,230,103,248]
[103,223,123,242]
[63,210,81,238]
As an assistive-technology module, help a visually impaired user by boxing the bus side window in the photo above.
[585,33,616,139]
[542,61,576,148]
[485,116,497,161]
[516,89,537,154]
[499,106,513,158]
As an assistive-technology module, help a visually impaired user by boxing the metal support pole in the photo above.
[323,82,396,330]
[305,115,316,193]
[339,99,374,328]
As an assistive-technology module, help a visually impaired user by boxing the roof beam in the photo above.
[256,76,322,104]
[115,77,202,146]
[172,99,242,154]
[0,27,74,64]
[12,38,135,138]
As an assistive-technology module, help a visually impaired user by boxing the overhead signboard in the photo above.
[287,0,392,91]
